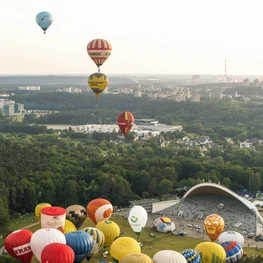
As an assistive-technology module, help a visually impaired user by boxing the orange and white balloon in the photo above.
[204,214,224,242]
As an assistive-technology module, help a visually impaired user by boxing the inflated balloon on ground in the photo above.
[120,253,153,263]
[66,204,87,229]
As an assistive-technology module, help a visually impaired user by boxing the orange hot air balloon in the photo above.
[87,198,113,225]
[204,214,224,241]
[87,39,112,72]
[117,111,134,137]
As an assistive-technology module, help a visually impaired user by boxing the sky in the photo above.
[1,0,263,75]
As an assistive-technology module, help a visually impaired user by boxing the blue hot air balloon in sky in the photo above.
[65,230,94,263]
[36,11,53,34]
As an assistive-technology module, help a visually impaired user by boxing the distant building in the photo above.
[134,89,142,97]
[3,104,15,116]
[135,119,159,125]
[191,94,200,102]
[18,86,40,91]
[243,78,250,86]
[15,103,24,113]
[253,79,260,87]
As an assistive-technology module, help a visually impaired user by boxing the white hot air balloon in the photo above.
[217,231,245,247]
[30,228,66,262]
[153,250,187,263]
[152,217,176,233]
[128,206,148,238]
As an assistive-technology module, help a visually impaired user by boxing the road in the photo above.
[0,222,40,256]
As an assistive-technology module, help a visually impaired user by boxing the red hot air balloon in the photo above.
[117,111,134,137]
[4,229,33,263]
[87,39,112,72]
[87,198,113,225]
[41,243,75,263]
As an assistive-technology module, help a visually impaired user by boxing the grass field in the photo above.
[2,214,263,262]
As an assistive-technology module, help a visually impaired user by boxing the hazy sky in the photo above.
[1,0,263,75]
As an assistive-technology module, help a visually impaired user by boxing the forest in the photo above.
[0,92,263,237]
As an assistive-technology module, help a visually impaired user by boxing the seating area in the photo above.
[154,195,257,234]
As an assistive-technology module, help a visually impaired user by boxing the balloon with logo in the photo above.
[96,219,120,247]
[87,38,112,72]
[220,241,243,263]
[35,202,51,221]
[110,237,141,263]
[64,219,77,234]
[153,250,187,263]
[41,243,75,263]
[117,111,134,137]
[120,253,153,263]
[217,231,244,247]
[87,198,113,225]
[65,231,94,263]
[81,227,105,260]
[195,242,226,263]
[204,214,224,241]
[36,11,53,34]
[41,206,67,233]
[181,249,201,263]
[30,228,66,262]
[4,230,33,263]
[128,205,148,239]
[88,72,109,99]
[66,204,87,229]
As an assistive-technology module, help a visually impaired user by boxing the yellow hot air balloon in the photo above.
[195,242,226,263]
[120,253,153,263]
[110,237,141,263]
[35,203,51,221]
[81,227,105,257]
[88,72,108,99]
[96,219,120,247]
[204,214,224,241]
[64,219,77,234]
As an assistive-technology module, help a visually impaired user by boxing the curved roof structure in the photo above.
[182,183,263,222]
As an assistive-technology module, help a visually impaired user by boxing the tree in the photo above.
[248,172,262,194]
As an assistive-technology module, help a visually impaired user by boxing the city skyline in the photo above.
[1,0,263,75]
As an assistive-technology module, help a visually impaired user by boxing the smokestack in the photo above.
[225,59,226,78]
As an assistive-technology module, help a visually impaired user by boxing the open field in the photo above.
[2,213,263,262]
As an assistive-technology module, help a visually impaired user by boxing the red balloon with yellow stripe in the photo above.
[117,111,134,137]
[87,39,112,71]
[204,214,224,242]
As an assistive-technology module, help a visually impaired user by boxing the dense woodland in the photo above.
[0,92,263,235]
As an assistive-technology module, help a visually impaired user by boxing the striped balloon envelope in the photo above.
[181,249,201,263]
[220,241,243,263]
[87,39,112,71]
[81,227,105,255]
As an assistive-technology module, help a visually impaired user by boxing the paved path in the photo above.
[0,222,40,256]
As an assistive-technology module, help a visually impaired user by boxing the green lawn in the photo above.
[2,214,263,262]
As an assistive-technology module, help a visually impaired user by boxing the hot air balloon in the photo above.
[152,217,176,233]
[30,228,66,262]
[195,242,226,263]
[41,243,75,263]
[41,206,66,233]
[4,230,33,263]
[120,253,153,263]
[64,220,77,234]
[181,249,201,263]
[153,250,187,263]
[88,72,109,99]
[66,204,87,229]
[117,111,134,137]
[204,214,224,241]
[87,39,112,71]
[36,11,53,34]
[217,231,244,247]
[220,241,243,263]
[110,237,141,263]
[81,227,105,259]
[35,202,51,221]
[96,220,120,247]
[128,205,148,239]
[87,198,113,225]
[65,231,94,263]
